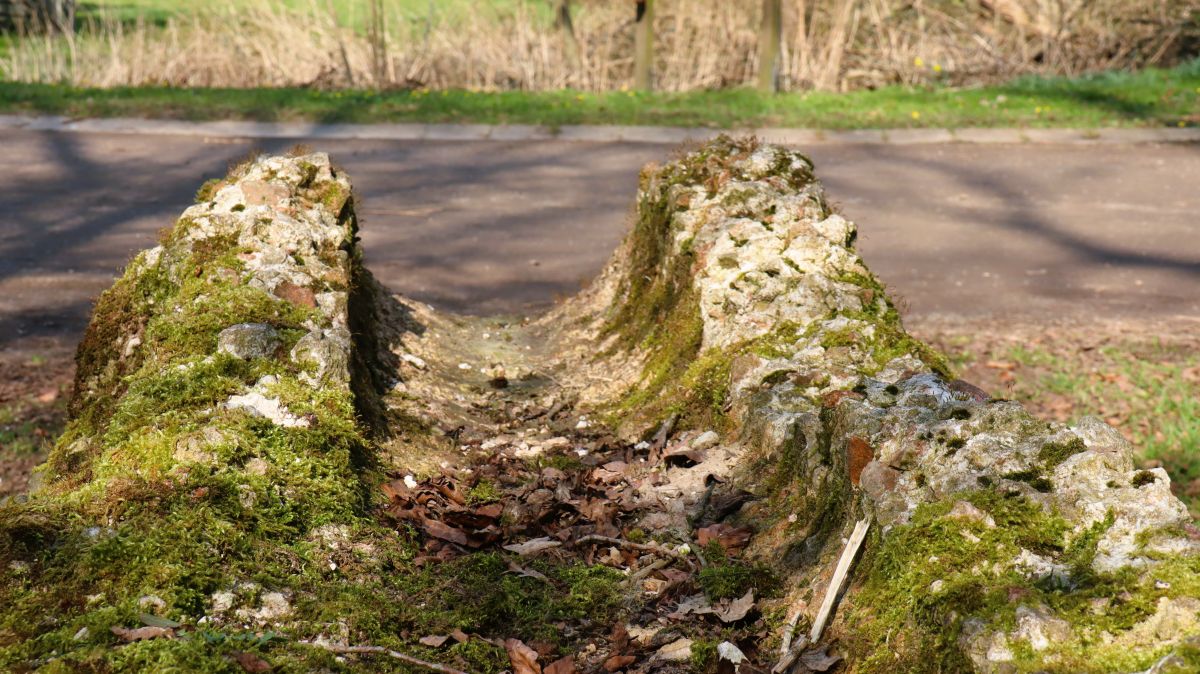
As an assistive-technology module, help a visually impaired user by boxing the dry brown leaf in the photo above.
[419,634,449,648]
[696,523,753,554]
[232,651,273,673]
[110,625,173,642]
[715,589,755,623]
[800,646,842,672]
[668,593,714,619]
[544,655,578,674]
[421,518,469,545]
[655,638,694,662]
[603,654,636,672]
[609,622,630,652]
[506,638,542,674]
[507,560,550,581]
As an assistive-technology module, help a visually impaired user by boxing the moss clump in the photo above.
[194,178,223,203]
[1132,470,1159,487]
[1038,437,1086,469]
[839,489,1200,673]
[697,543,778,601]
[690,638,718,673]
[843,491,1065,672]
[1004,467,1054,493]
[831,305,952,379]
[465,479,502,504]
[603,136,820,435]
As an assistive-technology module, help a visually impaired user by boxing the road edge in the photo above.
[2,114,1199,145]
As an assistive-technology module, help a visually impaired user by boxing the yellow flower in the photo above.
[932,63,942,73]
[911,111,920,120]
[1035,107,1042,114]
[1180,121,1188,127]
[913,57,924,67]
[576,94,585,102]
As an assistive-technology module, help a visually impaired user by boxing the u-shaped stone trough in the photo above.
[1,137,1197,673]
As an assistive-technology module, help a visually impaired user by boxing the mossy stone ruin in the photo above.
[2,138,1198,673]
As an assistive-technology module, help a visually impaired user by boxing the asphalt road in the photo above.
[2,128,1199,353]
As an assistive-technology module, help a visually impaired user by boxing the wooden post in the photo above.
[757,0,782,92]
[633,0,654,91]
[0,0,75,33]
[554,0,582,74]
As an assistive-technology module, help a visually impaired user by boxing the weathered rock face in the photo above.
[558,137,1200,672]
[0,152,394,670]
[2,138,1197,673]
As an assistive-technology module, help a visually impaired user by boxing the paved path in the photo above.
[2,126,1199,352]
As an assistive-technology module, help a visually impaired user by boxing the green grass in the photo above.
[936,331,1200,516]
[0,59,1197,129]
[1002,342,1200,509]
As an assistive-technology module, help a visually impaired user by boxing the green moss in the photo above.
[839,488,1200,673]
[194,178,223,203]
[1132,470,1159,487]
[1004,467,1054,493]
[690,638,718,673]
[465,479,501,504]
[1038,437,1086,469]
[843,491,1067,672]
[831,304,952,379]
[1062,511,1115,579]
[697,543,778,601]
[535,453,585,473]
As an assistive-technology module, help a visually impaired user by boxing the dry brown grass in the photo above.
[1,0,1195,91]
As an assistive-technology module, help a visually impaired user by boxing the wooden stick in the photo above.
[625,557,671,587]
[778,606,804,656]
[301,641,469,674]
[575,534,686,558]
[771,634,808,674]
[809,517,870,643]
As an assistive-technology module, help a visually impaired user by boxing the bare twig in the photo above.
[300,641,468,674]
[575,534,686,559]
[771,633,809,674]
[778,605,804,656]
[625,557,671,587]
[809,517,871,643]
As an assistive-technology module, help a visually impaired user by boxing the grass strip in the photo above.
[0,60,1197,129]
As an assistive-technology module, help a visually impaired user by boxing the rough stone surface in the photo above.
[551,137,1200,672]
[217,322,281,360]
[0,151,380,671]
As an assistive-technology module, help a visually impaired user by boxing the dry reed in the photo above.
[0,0,1195,92]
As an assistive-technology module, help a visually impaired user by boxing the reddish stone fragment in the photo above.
[847,437,874,486]
[273,281,317,308]
[603,655,636,672]
[822,389,864,408]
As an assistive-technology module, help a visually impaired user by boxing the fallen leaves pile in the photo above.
[374,401,842,674]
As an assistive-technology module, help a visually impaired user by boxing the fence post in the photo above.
[0,0,75,33]
[757,0,782,92]
[633,0,654,91]
[554,0,582,75]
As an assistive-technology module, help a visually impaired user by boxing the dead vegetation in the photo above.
[0,0,1195,91]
